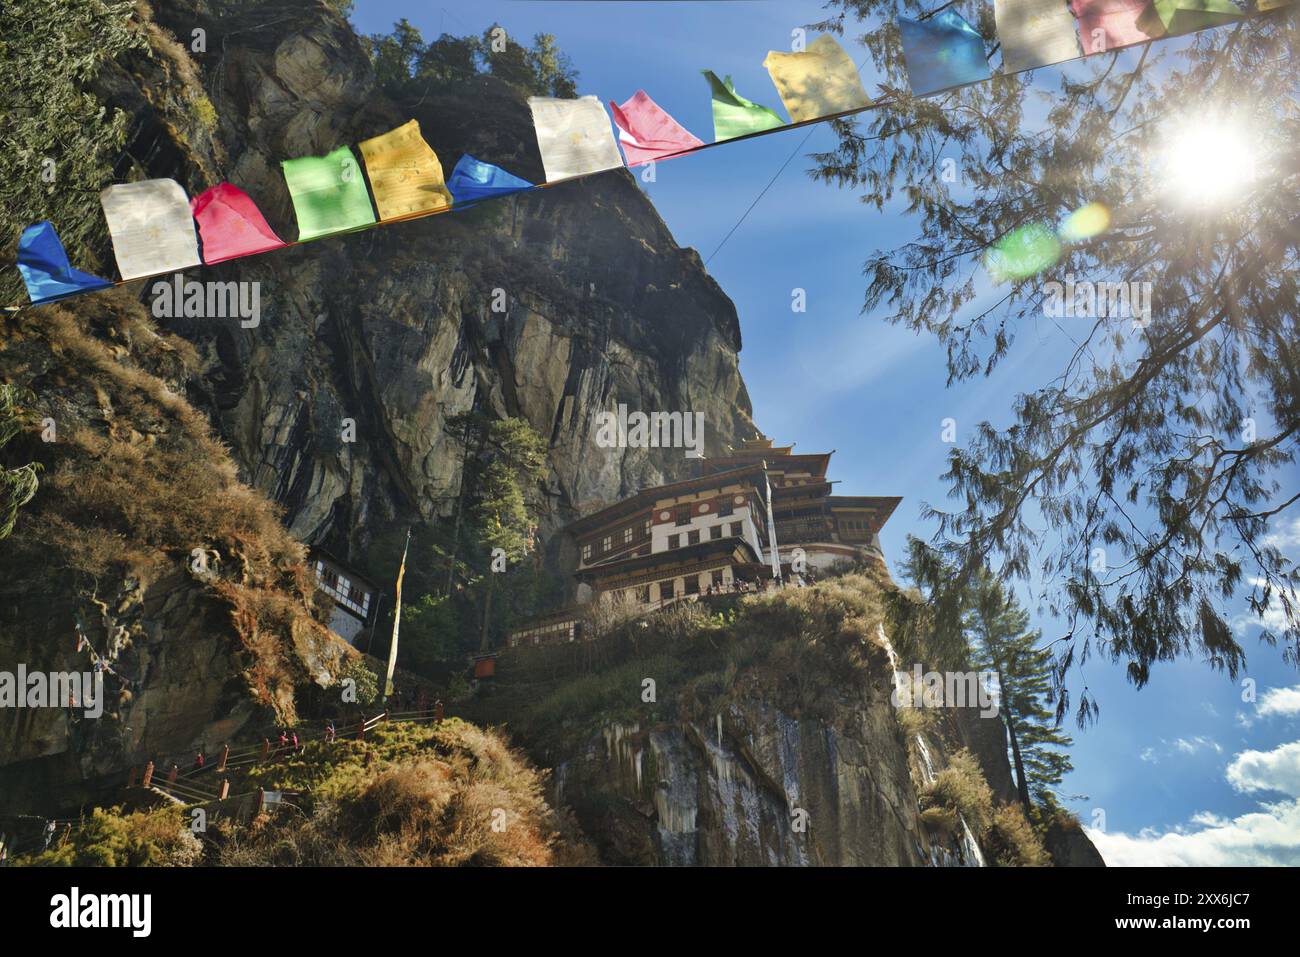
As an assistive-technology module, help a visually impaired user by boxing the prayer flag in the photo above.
[446,155,534,204]
[190,183,286,264]
[99,179,202,280]
[1142,0,1243,35]
[16,222,112,304]
[357,119,453,220]
[762,35,871,123]
[1071,0,1160,53]
[702,71,786,140]
[898,12,993,96]
[609,90,705,165]
[995,0,1084,72]
[527,95,625,183]
[280,145,376,242]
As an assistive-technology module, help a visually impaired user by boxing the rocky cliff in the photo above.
[100,0,755,564]
[1,0,753,816]
[0,292,351,814]
[468,572,1100,866]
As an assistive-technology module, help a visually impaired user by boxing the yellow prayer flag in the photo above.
[762,35,871,124]
[358,120,453,220]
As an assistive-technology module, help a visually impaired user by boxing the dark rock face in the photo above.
[111,1,755,567]
[0,295,348,815]
[1044,817,1107,866]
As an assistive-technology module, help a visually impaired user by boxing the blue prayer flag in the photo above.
[898,12,992,97]
[447,155,534,205]
[16,222,112,304]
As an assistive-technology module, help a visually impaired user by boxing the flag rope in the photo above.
[3,9,1285,314]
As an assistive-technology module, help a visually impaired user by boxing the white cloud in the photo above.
[1139,735,1222,763]
[1263,516,1300,551]
[1088,799,1300,866]
[1173,736,1222,756]
[1092,738,1300,865]
[1258,684,1300,719]
[1226,740,1300,796]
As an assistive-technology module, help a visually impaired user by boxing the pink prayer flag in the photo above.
[190,183,287,264]
[609,91,705,166]
[1071,0,1159,54]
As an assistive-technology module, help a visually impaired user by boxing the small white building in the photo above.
[312,552,377,645]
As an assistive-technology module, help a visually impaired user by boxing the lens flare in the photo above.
[983,223,1061,283]
[1058,203,1111,243]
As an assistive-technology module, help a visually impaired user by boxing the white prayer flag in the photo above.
[100,179,201,280]
[995,0,1084,74]
[528,95,625,183]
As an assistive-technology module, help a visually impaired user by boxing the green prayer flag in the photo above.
[702,71,785,141]
[281,145,376,242]
[1139,0,1242,36]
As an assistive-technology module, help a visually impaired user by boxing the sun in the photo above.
[1160,117,1258,209]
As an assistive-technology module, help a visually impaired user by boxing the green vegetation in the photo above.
[918,748,994,836]
[16,721,593,867]
[0,385,40,540]
[15,806,201,867]
[222,720,593,866]
[340,657,379,707]
[813,2,1300,712]
[475,570,895,754]
[387,411,549,662]
[0,0,145,303]
[896,538,1075,815]
[363,20,578,100]
[0,292,342,724]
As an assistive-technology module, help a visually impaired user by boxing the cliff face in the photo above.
[2,0,752,815]
[103,0,754,565]
[0,293,350,814]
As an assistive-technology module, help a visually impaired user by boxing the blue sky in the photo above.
[351,1,1300,863]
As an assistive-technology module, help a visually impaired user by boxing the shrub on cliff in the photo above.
[918,748,994,837]
[218,720,595,866]
[986,803,1052,867]
[15,806,201,867]
[0,292,348,724]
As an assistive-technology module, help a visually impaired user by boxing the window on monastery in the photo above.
[684,576,699,595]
[688,530,700,545]
[644,518,652,536]
[623,527,633,544]
[710,525,722,540]
[729,522,740,537]
[719,501,733,517]
[601,536,612,552]
[711,570,725,588]
[582,543,592,561]
[675,507,691,526]
[637,586,650,603]
[659,580,675,600]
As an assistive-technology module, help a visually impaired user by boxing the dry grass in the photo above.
[987,803,1052,867]
[218,721,597,867]
[917,748,995,837]
[0,291,347,722]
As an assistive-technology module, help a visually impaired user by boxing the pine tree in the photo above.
[899,537,1074,812]
[966,570,1074,812]
[810,5,1300,716]
[446,416,547,651]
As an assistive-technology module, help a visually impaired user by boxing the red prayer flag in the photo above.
[1071,0,1159,54]
[190,183,286,264]
[609,90,705,166]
